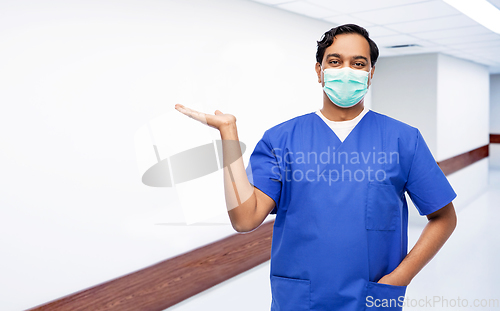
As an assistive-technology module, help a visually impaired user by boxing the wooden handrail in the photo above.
[437,145,489,176]
[26,221,274,311]
[490,134,500,144]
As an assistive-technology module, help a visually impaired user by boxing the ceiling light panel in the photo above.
[351,1,460,25]
[443,0,500,34]
[305,0,429,15]
[276,1,339,19]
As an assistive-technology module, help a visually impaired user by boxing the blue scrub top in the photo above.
[245,110,457,311]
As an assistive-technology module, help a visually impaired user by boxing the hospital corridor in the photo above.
[1,0,500,310]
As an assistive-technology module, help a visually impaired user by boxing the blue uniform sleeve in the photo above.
[245,130,282,215]
[404,129,457,216]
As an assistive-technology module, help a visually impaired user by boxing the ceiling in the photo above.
[250,0,500,73]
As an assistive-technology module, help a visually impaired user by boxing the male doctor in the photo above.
[175,24,457,311]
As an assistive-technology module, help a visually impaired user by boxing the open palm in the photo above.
[174,104,236,130]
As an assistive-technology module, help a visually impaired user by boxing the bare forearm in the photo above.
[219,123,256,231]
[173,104,257,231]
[380,202,457,286]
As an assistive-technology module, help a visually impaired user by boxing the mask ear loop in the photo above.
[319,65,325,83]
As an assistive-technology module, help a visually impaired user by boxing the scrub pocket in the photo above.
[365,182,401,230]
[270,275,311,311]
[364,281,407,310]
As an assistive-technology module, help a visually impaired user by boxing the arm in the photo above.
[378,201,457,286]
[174,104,276,233]
[219,123,276,232]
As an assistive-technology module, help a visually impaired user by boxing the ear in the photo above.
[367,65,375,88]
[315,62,322,83]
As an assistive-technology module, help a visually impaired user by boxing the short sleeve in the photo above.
[404,129,457,216]
[245,130,282,214]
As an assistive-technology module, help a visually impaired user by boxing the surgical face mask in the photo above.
[322,66,370,108]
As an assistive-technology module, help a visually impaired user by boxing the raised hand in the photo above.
[174,104,237,131]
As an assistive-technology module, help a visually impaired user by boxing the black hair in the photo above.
[316,24,379,67]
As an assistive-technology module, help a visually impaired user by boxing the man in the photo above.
[175,24,457,311]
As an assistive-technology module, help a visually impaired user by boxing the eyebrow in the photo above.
[326,53,341,59]
[353,55,369,62]
[326,53,369,62]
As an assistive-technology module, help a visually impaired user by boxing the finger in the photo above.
[214,110,223,115]
[176,104,208,125]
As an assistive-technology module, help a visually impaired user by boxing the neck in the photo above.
[320,93,365,121]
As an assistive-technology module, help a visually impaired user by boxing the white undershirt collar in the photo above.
[315,105,369,129]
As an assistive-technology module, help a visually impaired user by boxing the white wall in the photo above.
[437,53,490,161]
[436,54,490,208]
[371,53,439,153]
[371,52,490,161]
[490,74,500,169]
[371,52,490,219]
[490,74,500,134]
[491,145,500,169]
[0,0,334,310]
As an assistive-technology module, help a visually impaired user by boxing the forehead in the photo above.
[323,33,371,61]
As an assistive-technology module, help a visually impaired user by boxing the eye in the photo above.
[329,60,339,64]
[354,62,365,67]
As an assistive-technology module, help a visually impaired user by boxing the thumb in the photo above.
[214,110,223,115]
